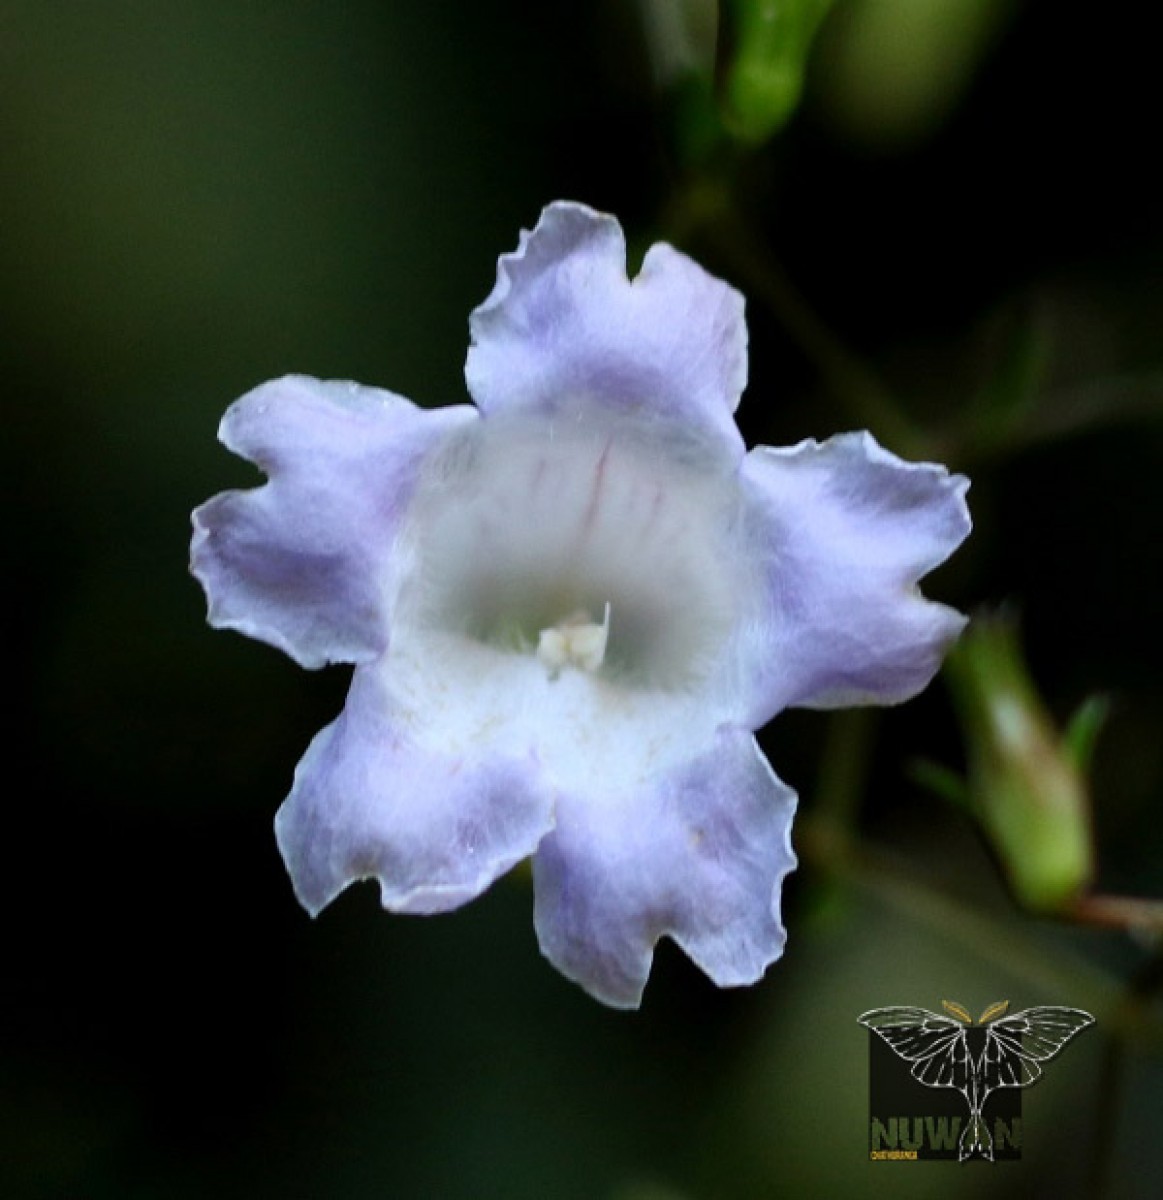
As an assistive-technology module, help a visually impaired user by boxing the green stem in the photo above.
[798,817,1159,1038]
[662,181,931,458]
[1066,892,1163,937]
[809,708,877,860]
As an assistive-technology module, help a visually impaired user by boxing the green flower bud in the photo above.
[945,614,1096,912]
[718,0,837,143]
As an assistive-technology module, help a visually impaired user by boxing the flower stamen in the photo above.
[537,602,611,676]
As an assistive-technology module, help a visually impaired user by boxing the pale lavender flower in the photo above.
[191,201,970,1007]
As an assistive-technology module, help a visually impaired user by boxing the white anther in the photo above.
[537,603,611,675]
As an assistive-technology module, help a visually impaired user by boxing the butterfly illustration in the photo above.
[858,1000,1094,1161]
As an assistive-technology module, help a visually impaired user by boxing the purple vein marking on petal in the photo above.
[579,438,613,543]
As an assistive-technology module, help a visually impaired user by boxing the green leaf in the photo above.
[908,757,972,811]
[1063,695,1109,776]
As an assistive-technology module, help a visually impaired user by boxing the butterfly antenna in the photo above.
[978,1000,1010,1024]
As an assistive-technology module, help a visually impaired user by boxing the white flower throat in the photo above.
[397,411,740,691]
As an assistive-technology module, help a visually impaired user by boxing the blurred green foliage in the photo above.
[3,2,1161,1199]
[814,0,1016,148]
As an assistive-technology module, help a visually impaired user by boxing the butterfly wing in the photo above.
[983,1006,1095,1090]
[857,1006,971,1091]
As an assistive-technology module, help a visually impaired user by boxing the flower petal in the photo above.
[190,375,476,668]
[532,727,797,1008]
[734,431,971,723]
[274,667,555,916]
[465,201,747,458]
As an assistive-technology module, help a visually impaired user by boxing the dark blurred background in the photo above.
[3,2,1160,1197]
